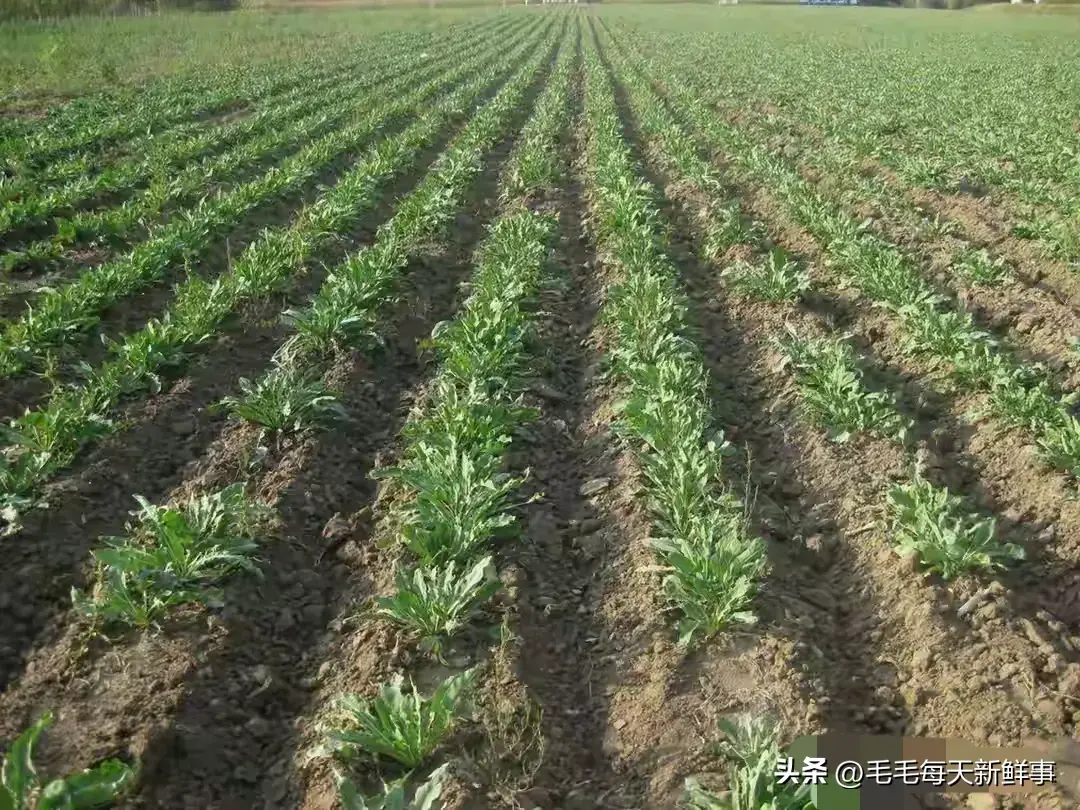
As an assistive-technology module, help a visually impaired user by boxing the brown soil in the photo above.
[0,36,560,810]
[0,48,530,426]
[692,85,1080,388]
[806,167,1080,390]
[593,20,1080,808]
[0,125,478,658]
[706,121,1079,391]
[6,14,1080,810]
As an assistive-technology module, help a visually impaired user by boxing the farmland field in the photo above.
[3,3,1080,808]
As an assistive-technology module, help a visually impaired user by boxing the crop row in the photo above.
[663,62,1080,272]
[319,29,575,807]
[4,53,345,178]
[597,24,1025,582]
[0,22,518,277]
[627,25,1080,211]
[606,27,1080,494]
[578,24,823,806]
[0,17,544,380]
[360,26,573,659]
[615,23,1080,263]
[0,19,552,534]
[0,24,500,184]
[0,23,552,810]
[224,20,562,414]
[61,21,571,809]
[733,98,1078,267]
[0,16,515,245]
[580,23,765,646]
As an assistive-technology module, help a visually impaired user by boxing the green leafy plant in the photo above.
[720,248,809,303]
[1,711,137,810]
[776,327,908,443]
[0,41,538,516]
[702,204,754,261]
[374,557,501,657]
[988,365,1068,431]
[219,363,346,434]
[684,715,813,810]
[898,305,997,382]
[73,483,267,629]
[653,529,764,646]
[1036,413,1080,481]
[582,40,767,647]
[886,465,1024,579]
[373,382,533,567]
[336,763,450,810]
[324,669,476,768]
[951,247,1011,287]
[916,212,959,239]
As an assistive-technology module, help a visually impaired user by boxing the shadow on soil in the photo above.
[0,98,479,693]
[592,23,911,744]
[131,67,560,808]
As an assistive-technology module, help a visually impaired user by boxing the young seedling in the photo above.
[1036,413,1080,481]
[776,327,908,443]
[988,365,1066,431]
[721,248,809,303]
[336,763,450,810]
[916,212,959,239]
[374,557,501,658]
[219,363,346,435]
[951,247,1011,287]
[683,714,813,810]
[899,305,997,384]
[653,529,765,646]
[702,204,754,262]
[373,387,531,567]
[323,669,476,768]
[886,465,1024,579]
[1,710,137,810]
[73,483,267,629]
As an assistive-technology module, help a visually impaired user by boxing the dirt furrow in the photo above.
[599,28,1080,809]
[516,28,814,808]
[489,108,628,806]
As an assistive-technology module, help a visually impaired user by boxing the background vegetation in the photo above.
[0,6,486,96]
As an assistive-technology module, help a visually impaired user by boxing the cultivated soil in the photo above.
[3,11,1080,810]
